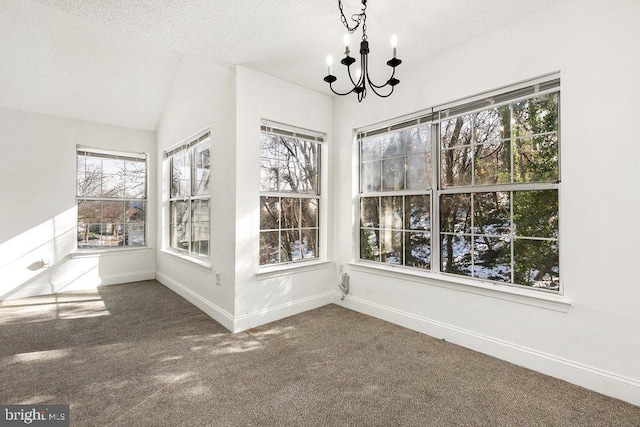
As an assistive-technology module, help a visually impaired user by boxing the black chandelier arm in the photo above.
[366,67,396,89]
[366,82,395,98]
[326,81,358,97]
[345,63,360,87]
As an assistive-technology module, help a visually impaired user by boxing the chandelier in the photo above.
[324,0,402,102]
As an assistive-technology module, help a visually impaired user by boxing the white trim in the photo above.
[348,261,571,312]
[233,292,334,333]
[255,260,331,280]
[334,292,640,407]
[155,271,234,331]
[70,247,152,258]
[158,248,211,271]
[76,145,146,160]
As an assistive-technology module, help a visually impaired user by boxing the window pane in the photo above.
[191,199,210,257]
[77,156,102,197]
[192,141,211,196]
[513,134,558,183]
[441,234,472,277]
[281,229,301,262]
[300,198,318,228]
[441,147,472,187]
[473,236,511,282]
[406,195,430,231]
[513,190,558,238]
[360,229,380,261]
[95,207,124,247]
[473,192,510,236]
[260,231,280,265]
[170,201,189,251]
[260,133,279,160]
[280,198,300,229]
[125,223,145,247]
[260,159,279,192]
[440,194,471,234]
[381,196,403,230]
[381,230,402,265]
[278,159,301,192]
[441,115,472,149]
[125,201,145,223]
[512,93,559,137]
[382,157,405,191]
[406,153,431,190]
[361,136,382,161]
[301,228,318,259]
[474,142,510,185]
[101,201,125,225]
[361,161,381,192]
[77,201,101,248]
[297,140,320,195]
[407,124,431,154]
[405,232,430,269]
[125,201,145,247]
[382,132,406,158]
[360,197,380,228]
[123,160,146,198]
[260,197,280,230]
[171,151,190,198]
[474,106,511,143]
[514,238,559,290]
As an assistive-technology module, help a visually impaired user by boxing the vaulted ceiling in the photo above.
[0,0,564,130]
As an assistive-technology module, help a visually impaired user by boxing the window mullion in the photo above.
[432,122,440,274]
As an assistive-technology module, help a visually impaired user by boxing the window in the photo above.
[259,122,322,265]
[76,147,147,249]
[167,131,211,258]
[358,77,560,292]
[360,124,433,268]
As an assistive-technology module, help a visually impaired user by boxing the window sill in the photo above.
[256,260,331,280]
[158,248,212,271]
[70,247,152,258]
[348,261,572,313]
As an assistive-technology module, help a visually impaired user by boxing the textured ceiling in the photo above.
[0,0,564,130]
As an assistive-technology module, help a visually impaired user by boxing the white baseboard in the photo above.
[155,271,235,332]
[1,270,156,300]
[233,292,335,333]
[333,291,640,407]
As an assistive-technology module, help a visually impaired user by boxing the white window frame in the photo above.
[165,129,211,261]
[355,74,561,294]
[76,146,148,251]
[258,120,326,269]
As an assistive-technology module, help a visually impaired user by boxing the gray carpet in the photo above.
[0,280,638,426]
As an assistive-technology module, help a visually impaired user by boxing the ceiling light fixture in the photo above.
[324,0,401,102]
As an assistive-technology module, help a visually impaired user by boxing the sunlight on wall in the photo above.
[0,207,77,299]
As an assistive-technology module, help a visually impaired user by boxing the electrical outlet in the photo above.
[338,264,344,275]
[216,272,221,286]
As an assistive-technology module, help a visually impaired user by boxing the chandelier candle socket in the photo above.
[324,0,402,102]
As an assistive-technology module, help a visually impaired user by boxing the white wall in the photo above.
[155,55,237,330]
[233,66,334,332]
[0,107,156,299]
[333,0,640,405]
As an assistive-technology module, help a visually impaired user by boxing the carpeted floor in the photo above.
[0,280,639,426]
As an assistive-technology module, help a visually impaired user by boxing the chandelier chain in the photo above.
[338,0,368,39]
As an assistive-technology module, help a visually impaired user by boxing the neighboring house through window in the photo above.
[76,146,147,249]
[166,131,211,259]
[259,122,322,265]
